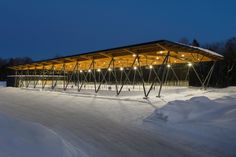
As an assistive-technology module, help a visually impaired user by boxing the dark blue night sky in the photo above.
[0,0,236,60]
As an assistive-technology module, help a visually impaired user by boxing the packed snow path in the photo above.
[0,87,236,157]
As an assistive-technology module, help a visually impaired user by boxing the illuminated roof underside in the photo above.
[10,40,223,71]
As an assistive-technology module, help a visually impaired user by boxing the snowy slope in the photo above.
[0,112,80,157]
[0,87,235,157]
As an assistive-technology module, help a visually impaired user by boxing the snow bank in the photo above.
[145,96,236,123]
[0,113,80,157]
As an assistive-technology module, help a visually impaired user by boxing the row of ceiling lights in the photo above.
[79,62,192,73]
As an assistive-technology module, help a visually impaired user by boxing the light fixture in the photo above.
[132,54,137,57]
[181,54,185,57]
[174,60,177,63]
[160,51,163,54]
[156,57,160,60]
[149,65,153,69]
[133,66,137,70]
[80,70,83,73]
[167,64,171,68]
[97,69,101,72]
[120,67,124,71]
[188,62,192,67]
[108,68,112,71]
[88,69,91,73]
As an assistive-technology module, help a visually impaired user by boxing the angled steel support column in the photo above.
[157,51,170,97]
[202,61,216,90]
[170,66,179,84]
[51,64,55,89]
[76,61,79,87]
[121,68,132,85]
[132,68,136,89]
[63,63,66,90]
[34,68,43,88]
[117,56,137,95]
[95,58,113,93]
[34,66,37,88]
[43,65,54,89]
[78,60,93,92]
[65,62,78,90]
[136,56,147,97]
[52,64,64,90]
[14,70,18,87]
[191,64,204,87]
[92,58,97,93]
[147,67,153,84]
[145,64,163,98]
[185,66,190,82]
[42,65,45,89]
[18,70,22,87]
[152,67,162,83]
[164,66,170,86]
[19,70,24,87]
[111,58,119,95]
[26,68,30,88]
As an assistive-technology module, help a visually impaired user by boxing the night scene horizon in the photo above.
[1,0,236,60]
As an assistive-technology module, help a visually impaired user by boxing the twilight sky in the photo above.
[0,0,236,60]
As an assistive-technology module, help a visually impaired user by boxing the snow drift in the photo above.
[0,113,79,157]
[145,96,236,157]
[145,96,236,123]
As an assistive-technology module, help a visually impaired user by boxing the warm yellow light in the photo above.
[160,51,163,54]
[132,54,136,57]
[120,67,124,71]
[88,69,91,73]
[80,70,83,73]
[181,54,185,57]
[108,68,112,71]
[97,69,101,72]
[149,65,153,69]
[133,66,137,70]
[167,64,171,68]
[156,57,160,60]
[188,62,192,67]
[174,60,177,63]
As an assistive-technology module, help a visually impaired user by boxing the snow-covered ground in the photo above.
[0,87,235,157]
[0,113,78,157]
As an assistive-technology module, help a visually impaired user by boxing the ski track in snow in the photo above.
[0,87,236,157]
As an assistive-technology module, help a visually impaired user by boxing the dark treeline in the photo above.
[0,37,236,87]
[0,57,32,80]
[182,37,236,87]
[206,37,236,87]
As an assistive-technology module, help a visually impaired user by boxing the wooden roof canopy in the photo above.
[10,40,223,71]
